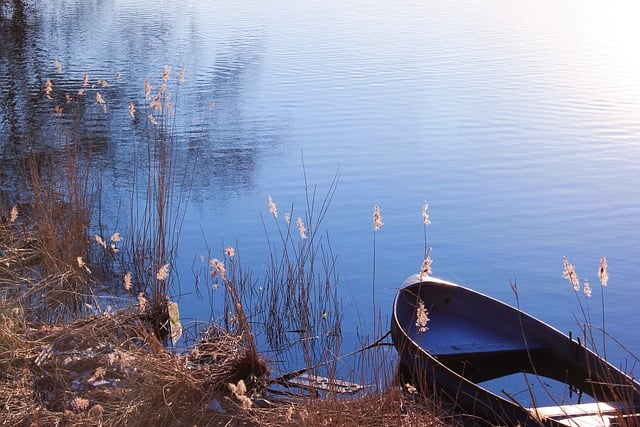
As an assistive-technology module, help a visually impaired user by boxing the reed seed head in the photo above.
[238,395,253,410]
[422,201,431,225]
[45,80,53,98]
[210,258,227,280]
[9,205,18,223]
[95,235,107,249]
[229,380,252,410]
[83,73,89,86]
[144,79,151,99]
[415,298,430,332]
[268,195,277,218]
[123,271,133,291]
[76,256,90,273]
[297,217,307,239]
[583,279,592,298]
[88,367,106,382]
[598,256,608,287]
[156,263,170,281]
[54,58,62,73]
[562,257,580,291]
[373,204,383,231]
[178,67,185,83]
[72,397,89,411]
[137,292,147,313]
[96,92,107,112]
[225,247,235,257]
[510,280,518,298]
[419,248,433,280]
[236,379,247,396]
[285,405,294,422]
[163,65,171,82]
[150,96,161,111]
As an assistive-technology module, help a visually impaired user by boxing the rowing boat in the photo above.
[391,274,640,426]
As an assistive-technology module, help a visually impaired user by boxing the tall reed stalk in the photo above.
[120,66,195,340]
[253,170,342,379]
[598,256,609,358]
[372,203,383,333]
[16,86,99,321]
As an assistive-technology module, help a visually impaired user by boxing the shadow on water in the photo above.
[0,0,44,149]
[1,0,284,208]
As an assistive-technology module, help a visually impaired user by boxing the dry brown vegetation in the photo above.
[0,215,441,426]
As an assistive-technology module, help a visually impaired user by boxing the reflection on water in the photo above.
[0,0,282,206]
[1,0,640,369]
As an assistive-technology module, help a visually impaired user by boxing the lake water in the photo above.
[2,0,639,376]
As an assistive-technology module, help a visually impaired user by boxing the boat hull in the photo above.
[391,275,640,426]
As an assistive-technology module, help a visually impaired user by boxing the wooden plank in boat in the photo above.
[531,401,640,426]
[428,338,548,356]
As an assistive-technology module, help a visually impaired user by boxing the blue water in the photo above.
[2,0,639,374]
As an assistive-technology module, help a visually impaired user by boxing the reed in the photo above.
[500,259,640,426]
[560,257,639,422]
[125,67,179,300]
[227,184,456,425]
[254,171,343,376]
[106,65,199,344]
[3,82,100,322]
[185,170,448,425]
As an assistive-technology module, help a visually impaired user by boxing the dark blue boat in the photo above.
[391,275,640,426]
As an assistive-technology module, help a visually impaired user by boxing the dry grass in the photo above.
[0,299,256,426]
[252,389,440,426]
[0,295,441,426]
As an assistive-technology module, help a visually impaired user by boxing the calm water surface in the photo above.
[2,1,639,372]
